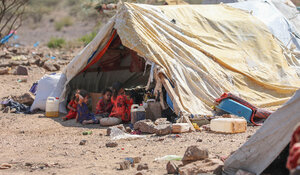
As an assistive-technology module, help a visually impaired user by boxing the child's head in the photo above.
[75,89,80,98]
[78,90,89,104]
[112,81,123,98]
[102,88,112,101]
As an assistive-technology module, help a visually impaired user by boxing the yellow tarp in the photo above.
[114,3,300,115]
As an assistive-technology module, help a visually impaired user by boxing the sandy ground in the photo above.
[0,67,260,175]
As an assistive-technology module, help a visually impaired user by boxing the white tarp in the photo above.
[229,0,300,52]
[201,0,300,52]
[224,89,300,174]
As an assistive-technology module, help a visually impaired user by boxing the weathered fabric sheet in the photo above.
[115,3,300,115]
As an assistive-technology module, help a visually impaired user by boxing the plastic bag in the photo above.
[155,155,183,161]
[30,73,62,112]
[110,128,145,140]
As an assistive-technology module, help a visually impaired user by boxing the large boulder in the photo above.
[178,159,223,175]
[182,146,209,165]
[134,119,157,134]
[155,124,172,136]
[166,161,178,174]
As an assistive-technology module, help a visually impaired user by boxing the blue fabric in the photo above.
[1,99,30,114]
[1,33,14,44]
[29,82,38,95]
[87,50,97,64]
[166,92,174,111]
[77,103,97,123]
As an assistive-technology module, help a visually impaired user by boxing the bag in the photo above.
[100,117,122,126]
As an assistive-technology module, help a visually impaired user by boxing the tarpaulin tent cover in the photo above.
[55,2,300,115]
[229,0,300,52]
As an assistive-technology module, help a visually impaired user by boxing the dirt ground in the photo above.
[0,66,260,175]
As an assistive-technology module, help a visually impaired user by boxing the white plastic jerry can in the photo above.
[210,118,247,133]
[45,97,60,117]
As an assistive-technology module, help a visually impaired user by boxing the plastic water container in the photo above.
[131,104,146,124]
[145,99,162,121]
[217,99,253,122]
[45,97,59,117]
[210,118,247,133]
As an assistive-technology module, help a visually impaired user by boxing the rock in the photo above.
[125,127,132,133]
[134,119,157,134]
[182,146,209,165]
[14,66,28,75]
[235,169,255,175]
[0,67,9,75]
[8,47,17,53]
[4,53,12,59]
[166,161,178,174]
[197,139,202,142]
[154,118,171,125]
[155,124,172,136]
[106,142,118,148]
[53,63,60,70]
[107,125,126,136]
[10,108,17,113]
[106,128,112,136]
[3,106,10,113]
[119,160,131,170]
[43,60,58,71]
[79,140,87,145]
[12,93,34,106]
[115,124,125,131]
[0,163,12,169]
[135,172,144,175]
[178,159,224,175]
[137,163,148,171]
[25,162,33,166]
[133,157,142,164]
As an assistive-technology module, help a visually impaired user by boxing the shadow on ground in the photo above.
[35,111,130,130]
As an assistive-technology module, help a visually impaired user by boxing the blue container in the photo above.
[217,99,253,122]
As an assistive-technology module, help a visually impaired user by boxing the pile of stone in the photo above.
[0,46,75,74]
[133,118,191,136]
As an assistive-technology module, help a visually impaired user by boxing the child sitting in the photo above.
[76,90,99,125]
[96,88,113,118]
[62,89,80,121]
[109,82,132,122]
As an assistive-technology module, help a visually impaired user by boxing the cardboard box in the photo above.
[90,92,103,113]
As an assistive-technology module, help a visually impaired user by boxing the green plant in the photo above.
[47,37,66,48]
[54,17,73,31]
[79,31,97,46]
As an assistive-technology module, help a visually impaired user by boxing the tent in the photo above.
[223,89,300,174]
[202,0,300,52]
[201,0,300,32]
[48,2,300,119]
